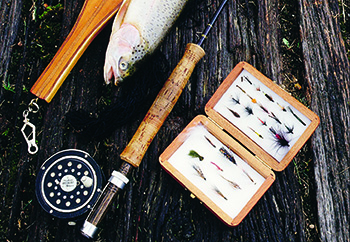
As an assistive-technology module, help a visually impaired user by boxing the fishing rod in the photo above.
[81,0,228,238]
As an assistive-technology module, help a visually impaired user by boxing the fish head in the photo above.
[104,23,146,85]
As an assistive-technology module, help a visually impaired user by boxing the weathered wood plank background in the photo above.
[1,0,349,241]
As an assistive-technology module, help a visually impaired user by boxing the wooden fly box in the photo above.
[159,62,320,226]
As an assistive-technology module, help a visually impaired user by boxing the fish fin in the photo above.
[111,0,132,34]
[104,66,113,85]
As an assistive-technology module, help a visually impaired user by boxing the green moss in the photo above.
[32,3,64,65]
[0,1,61,239]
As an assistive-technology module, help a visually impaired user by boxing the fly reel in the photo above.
[36,149,103,220]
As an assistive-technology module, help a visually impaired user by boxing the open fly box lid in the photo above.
[159,62,320,226]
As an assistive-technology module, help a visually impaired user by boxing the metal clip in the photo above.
[21,99,39,154]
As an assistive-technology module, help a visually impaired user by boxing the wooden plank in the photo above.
[299,0,350,241]
[0,0,349,241]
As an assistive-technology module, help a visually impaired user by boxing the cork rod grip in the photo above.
[30,0,122,103]
[121,43,205,167]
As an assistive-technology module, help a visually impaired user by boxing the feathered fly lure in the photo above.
[236,85,256,104]
[244,106,254,116]
[284,124,294,134]
[268,112,281,124]
[262,91,274,102]
[192,164,206,180]
[188,150,204,161]
[269,127,290,148]
[219,147,255,184]
[213,186,228,200]
[227,107,240,118]
[219,147,236,164]
[277,102,287,112]
[257,117,267,126]
[231,95,240,105]
[249,127,263,139]
[220,175,241,189]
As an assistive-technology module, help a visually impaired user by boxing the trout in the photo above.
[104,0,188,85]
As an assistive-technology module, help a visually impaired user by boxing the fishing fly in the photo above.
[269,127,290,148]
[284,124,294,134]
[277,103,287,112]
[219,147,255,184]
[244,106,254,116]
[192,164,206,180]
[219,147,236,164]
[227,107,241,118]
[236,85,256,103]
[287,106,306,126]
[263,91,274,102]
[241,76,252,85]
[220,175,241,189]
[257,102,269,114]
[231,95,240,105]
[213,186,227,200]
[188,150,204,161]
[210,161,223,171]
[268,112,282,124]
[257,117,267,126]
[204,135,216,148]
[249,127,263,139]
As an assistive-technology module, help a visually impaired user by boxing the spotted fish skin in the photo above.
[104,0,188,85]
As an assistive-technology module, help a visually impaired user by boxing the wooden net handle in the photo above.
[121,43,205,167]
[30,0,123,103]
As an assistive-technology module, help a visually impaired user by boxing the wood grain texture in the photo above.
[299,0,350,241]
[30,0,123,102]
[0,0,349,241]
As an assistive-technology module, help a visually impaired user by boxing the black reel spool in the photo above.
[36,149,103,221]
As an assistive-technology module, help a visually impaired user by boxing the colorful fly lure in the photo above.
[249,127,263,139]
[236,85,256,103]
[257,117,267,126]
[188,150,204,161]
[269,127,290,148]
[277,102,287,112]
[257,102,269,114]
[210,161,223,171]
[219,147,236,164]
[219,147,255,184]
